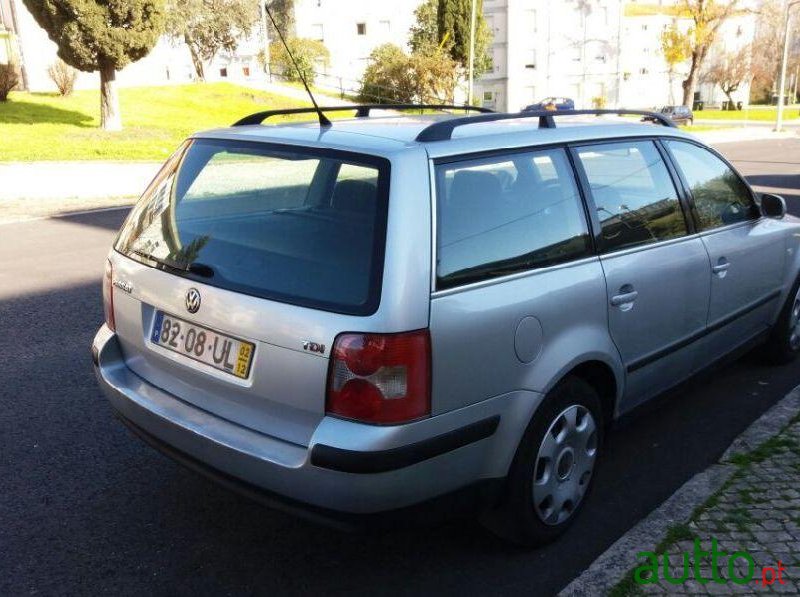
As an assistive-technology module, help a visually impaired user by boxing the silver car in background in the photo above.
[92,106,800,545]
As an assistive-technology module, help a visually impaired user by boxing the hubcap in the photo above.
[789,287,800,351]
[533,404,598,526]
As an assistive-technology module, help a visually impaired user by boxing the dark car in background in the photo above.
[643,105,694,126]
[523,97,575,111]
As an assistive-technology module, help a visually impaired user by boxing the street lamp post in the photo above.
[467,0,477,106]
[776,0,800,132]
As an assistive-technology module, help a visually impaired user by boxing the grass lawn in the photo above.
[696,105,800,121]
[0,82,314,161]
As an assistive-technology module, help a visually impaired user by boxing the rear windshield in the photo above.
[115,138,390,315]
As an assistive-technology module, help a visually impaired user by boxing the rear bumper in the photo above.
[92,325,543,517]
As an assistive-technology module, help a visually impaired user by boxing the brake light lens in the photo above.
[326,330,431,424]
[103,259,115,332]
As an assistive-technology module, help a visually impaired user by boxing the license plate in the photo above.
[150,311,255,379]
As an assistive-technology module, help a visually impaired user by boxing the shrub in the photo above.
[269,38,329,85]
[359,43,457,104]
[592,96,607,109]
[0,63,19,101]
[48,59,78,96]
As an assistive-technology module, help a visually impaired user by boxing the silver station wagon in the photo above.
[92,106,800,545]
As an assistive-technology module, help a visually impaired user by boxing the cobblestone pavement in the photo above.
[636,419,800,595]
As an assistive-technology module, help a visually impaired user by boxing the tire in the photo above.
[481,376,603,547]
[764,275,800,365]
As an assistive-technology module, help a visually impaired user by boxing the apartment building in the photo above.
[293,0,424,93]
[477,0,757,112]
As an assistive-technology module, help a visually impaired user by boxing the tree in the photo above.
[749,0,791,102]
[359,43,458,104]
[166,0,259,81]
[678,0,741,108]
[661,23,692,104]
[437,0,492,77]
[704,45,751,108]
[409,0,440,54]
[22,0,165,130]
[269,38,329,84]
[265,0,295,40]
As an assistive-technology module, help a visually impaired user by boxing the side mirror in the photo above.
[761,193,787,219]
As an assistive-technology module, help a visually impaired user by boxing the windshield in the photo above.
[115,138,390,315]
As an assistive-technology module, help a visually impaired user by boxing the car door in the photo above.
[573,140,711,411]
[663,140,785,367]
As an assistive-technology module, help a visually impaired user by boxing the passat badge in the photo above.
[185,288,201,314]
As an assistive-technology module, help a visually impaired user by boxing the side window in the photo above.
[576,141,687,252]
[435,148,591,289]
[665,141,758,231]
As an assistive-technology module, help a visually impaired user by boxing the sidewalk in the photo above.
[561,387,800,596]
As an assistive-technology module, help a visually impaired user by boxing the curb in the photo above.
[558,384,800,597]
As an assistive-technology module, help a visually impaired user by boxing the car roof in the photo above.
[196,113,697,160]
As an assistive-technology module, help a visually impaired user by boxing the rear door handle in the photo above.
[712,258,730,276]
[610,290,639,307]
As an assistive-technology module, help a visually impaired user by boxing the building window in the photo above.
[379,19,390,34]
[639,67,649,75]
[642,24,648,31]
[311,23,324,41]
[242,66,250,77]
[356,22,366,35]
[219,67,228,77]
[483,91,494,101]
[525,49,536,69]
[524,9,537,33]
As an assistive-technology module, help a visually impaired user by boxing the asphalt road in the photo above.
[2,138,800,596]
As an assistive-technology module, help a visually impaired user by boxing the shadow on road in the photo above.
[2,274,798,596]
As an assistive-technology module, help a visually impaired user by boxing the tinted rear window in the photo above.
[115,139,390,315]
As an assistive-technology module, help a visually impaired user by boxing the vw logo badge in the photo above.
[185,288,201,314]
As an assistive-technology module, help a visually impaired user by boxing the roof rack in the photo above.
[233,104,494,126]
[414,109,677,142]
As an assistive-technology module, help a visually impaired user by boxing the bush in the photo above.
[0,63,20,101]
[269,38,329,85]
[48,59,77,96]
[359,43,458,104]
[591,96,607,109]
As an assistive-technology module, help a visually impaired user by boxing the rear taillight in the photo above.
[103,259,115,332]
[326,330,431,425]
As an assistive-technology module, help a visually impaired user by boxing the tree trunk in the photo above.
[100,63,122,131]
[681,59,700,108]
[185,35,205,81]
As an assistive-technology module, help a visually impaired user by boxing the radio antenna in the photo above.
[264,1,331,127]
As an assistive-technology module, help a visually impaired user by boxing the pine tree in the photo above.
[436,0,492,76]
[22,0,165,130]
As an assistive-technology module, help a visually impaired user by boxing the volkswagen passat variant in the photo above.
[92,106,800,545]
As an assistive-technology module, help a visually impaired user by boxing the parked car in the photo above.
[643,105,694,125]
[93,105,800,546]
[524,96,575,111]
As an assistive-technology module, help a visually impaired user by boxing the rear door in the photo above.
[573,140,710,411]
[429,147,607,413]
[111,138,393,445]
[663,140,785,363]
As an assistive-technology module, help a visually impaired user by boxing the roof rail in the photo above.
[233,104,494,126]
[414,109,677,142]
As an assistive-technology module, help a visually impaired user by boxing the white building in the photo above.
[292,0,424,95]
[476,0,757,112]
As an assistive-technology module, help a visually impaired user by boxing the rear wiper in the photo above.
[187,262,215,278]
[131,250,214,278]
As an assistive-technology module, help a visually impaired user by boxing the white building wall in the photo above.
[477,0,756,112]
[292,0,424,95]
